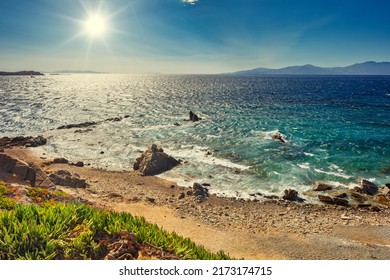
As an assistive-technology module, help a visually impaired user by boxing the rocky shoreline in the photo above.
[1,135,390,259]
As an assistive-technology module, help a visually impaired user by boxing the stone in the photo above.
[49,170,86,188]
[333,197,349,206]
[192,182,209,198]
[53,158,69,164]
[313,182,333,191]
[178,193,185,199]
[146,197,156,203]
[272,132,285,143]
[133,144,180,176]
[74,161,84,167]
[282,189,298,201]
[189,111,201,122]
[0,153,17,172]
[318,195,334,204]
[0,135,47,148]
[358,203,372,208]
[361,179,378,195]
[25,168,36,186]
[12,160,30,181]
[350,192,367,202]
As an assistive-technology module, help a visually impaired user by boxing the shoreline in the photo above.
[1,146,390,259]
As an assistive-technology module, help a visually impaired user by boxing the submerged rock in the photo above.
[272,132,286,143]
[282,189,303,202]
[133,144,180,176]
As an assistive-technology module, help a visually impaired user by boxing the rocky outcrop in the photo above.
[361,179,378,195]
[133,144,180,176]
[282,189,303,202]
[49,170,87,188]
[0,136,47,149]
[189,111,201,122]
[272,132,286,143]
[0,153,54,188]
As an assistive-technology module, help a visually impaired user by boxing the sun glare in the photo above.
[85,13,107,37]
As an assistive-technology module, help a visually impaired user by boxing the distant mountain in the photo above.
[232,61,390,75]
[0,70,44,76]
[48,70,106,74]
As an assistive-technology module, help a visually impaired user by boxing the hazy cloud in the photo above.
[182,0,198,5]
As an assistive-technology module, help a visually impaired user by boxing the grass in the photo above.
[0,181,230,260]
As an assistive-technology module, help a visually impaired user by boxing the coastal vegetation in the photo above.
[0,181,230,260]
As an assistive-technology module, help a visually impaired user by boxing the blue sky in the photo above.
[0,0,389,73]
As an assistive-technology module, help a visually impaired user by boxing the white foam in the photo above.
[298,163,310,169]
[314,168,351,179]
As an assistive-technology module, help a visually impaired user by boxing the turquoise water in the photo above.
[1,74,389,198]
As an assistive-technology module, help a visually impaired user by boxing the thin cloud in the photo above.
[182,0,198,5]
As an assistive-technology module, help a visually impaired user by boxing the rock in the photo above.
[333,197,349,206]
[53,158,69,164]
[57,121,98,130]
[0,136,47,148]
[189,111,201,122]
[173,123,181,126]
[12,160,30,181]
[192,182,209,198]
[0,148,4,152]
[358,203,372,208]
[146,197,156,203]
[0,153,17,172]
[282,189,298,201]
[74,161,84,167]
[350,192,367,203]
[49,170,86,188]
[178,193,185,199]
[272,132,285,143]
[361,179,378,195]
[313,182,333,191]
[382,186,390,196]
[133,144,180,176]
[318,195,334,204]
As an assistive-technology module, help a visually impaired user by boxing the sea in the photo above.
[1,74,389,200]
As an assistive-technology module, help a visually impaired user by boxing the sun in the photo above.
[84,13,107,37]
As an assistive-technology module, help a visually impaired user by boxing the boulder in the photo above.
[192,182,209,198]
[133,144,180,176]
[333,197,349,206]
[361,179,378,195]
[282,189,299,201]
[53,158,69,164]
[49,170,86,188]
[318,195,334,204]
[0,153,17,172]
[272,132,286,143]
[12,160,30,181]
[189,111,201,122]
[313,182,333,191]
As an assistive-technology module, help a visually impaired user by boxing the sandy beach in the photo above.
[1,146,390,260]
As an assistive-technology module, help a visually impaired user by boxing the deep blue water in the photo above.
[1,74,389,198]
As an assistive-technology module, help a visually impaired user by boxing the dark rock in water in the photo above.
[318,195,334,204]
[49,170,86,188]
[333,197,349,206]
[0,135,47,148]
[53,158,69,164]
[133,144,180,176]
[189,111,201,122]
[335,193,348,199]
[282,189,301,201]
[272,132,285,143]
[361,179,378,195]
[173,123,181,126]
[313,182,333,191]
[57,121,97,130]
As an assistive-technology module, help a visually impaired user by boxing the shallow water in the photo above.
[1,74,389,198]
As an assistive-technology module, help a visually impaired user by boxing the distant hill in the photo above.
[49,70,106,74]
[232,61,390,75]
[0,71,44,76]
